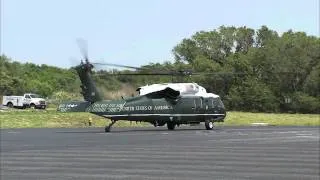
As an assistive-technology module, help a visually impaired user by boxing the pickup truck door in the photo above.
[24,95,31,104]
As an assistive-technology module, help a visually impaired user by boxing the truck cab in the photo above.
[23,93,47,109]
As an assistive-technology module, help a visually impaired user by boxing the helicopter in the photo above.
[57,43,226,132]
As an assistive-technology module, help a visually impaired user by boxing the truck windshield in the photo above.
[30,94,41,98]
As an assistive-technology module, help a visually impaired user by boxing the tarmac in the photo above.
[1,126,319,180]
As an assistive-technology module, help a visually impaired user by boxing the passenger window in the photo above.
[208,98,214,108]
[194,98,203,108]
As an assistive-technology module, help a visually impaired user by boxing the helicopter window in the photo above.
[194,98,203,109]
[212,97,224,108]
[217,98,225,108]
[212,98,218,107]
[205,98,213,108]
[181,98,195,109]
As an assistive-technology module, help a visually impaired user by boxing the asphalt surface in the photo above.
[1,126,319,180]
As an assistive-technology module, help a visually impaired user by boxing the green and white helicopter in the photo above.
[57,43,226,132]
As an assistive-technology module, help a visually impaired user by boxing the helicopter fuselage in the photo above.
[87,94,226,126]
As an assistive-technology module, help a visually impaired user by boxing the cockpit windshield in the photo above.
[213,97,224,108]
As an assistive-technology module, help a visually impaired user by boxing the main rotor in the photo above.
[73,39,247,82]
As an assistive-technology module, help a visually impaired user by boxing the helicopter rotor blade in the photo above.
[191,72,250,76]
[92,62,143,70]
[94,70,254,78]
[87,55,253,77]
[92,62,186,75]
[76,38,89,63]
[95,72,176,76]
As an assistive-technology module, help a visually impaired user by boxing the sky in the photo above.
[1,0,319,68]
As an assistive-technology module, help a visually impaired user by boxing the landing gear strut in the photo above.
[105,120,116,132]
[167,122,176,130]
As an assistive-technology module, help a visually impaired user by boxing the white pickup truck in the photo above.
[2,93,47,109]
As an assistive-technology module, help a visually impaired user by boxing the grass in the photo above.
[0,108,150,129]
[220,111,320,126]
[0,108,319,129]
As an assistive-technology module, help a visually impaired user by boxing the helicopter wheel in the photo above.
[205,120,214,130]
[167,122,176,130]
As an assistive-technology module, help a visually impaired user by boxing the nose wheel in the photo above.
[205,120,214,130]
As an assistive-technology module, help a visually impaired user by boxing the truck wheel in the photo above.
[7,102,13,108]
[30,104,35,109]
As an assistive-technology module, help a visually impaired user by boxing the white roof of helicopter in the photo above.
[137,83,219,98]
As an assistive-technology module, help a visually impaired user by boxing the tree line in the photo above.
[170,26,320,113]
[1,25,319,113]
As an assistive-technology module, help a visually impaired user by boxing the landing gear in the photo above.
[205,120,214,130]
[105,120,116,132]
[153,121,159,127]
[167,122,176,130]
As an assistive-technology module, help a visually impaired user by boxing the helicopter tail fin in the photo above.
[76,63,102,103]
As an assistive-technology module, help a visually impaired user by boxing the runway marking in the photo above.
[2,162,319,180]
[2,163,318,174]
[7,131,21,134]
[3,149,318,162]
[295,135,318,138]
[208,136,320,143]
[296,133,314,136]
